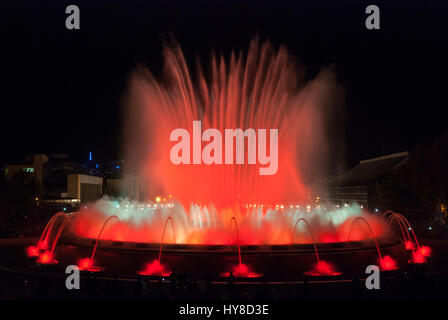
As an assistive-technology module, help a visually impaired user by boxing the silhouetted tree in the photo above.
[372,134,448,229]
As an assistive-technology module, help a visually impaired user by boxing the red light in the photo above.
[27,246,39,257]
[37,251,58,264]
[419,246,431,257]
[138,259,171,277]
[379,255,397,271]
[37,241,48,250]
[233,263,249,277]
[412,251,426,264]
[78,258,93,270]
[304,260,342,276]
[411,246,431,264]
[321,235,338,243]
[77,258,105,272]
[220,263,263,278]
[405,241,415,250]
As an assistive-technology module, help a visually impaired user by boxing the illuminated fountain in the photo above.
[77,215,124,272]
[30,199,414,279]
[27,39,430,280]
[220,217,263,278]
[137,216,175,277]
[292,217,341,276]
[384,211,431,265]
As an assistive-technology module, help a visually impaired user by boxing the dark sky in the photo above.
[1,0,447,170]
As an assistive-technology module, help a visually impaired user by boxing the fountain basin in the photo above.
[43,234,407,281]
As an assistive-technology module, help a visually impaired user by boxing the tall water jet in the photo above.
[16,38,425,284]
[61,40,386,247]
[124,38,344,208]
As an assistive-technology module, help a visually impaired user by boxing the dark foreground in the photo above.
[1,238,448,300]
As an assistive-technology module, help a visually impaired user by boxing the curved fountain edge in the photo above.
[57,233,403,255]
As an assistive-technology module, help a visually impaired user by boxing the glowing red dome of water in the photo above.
[220,263,263,278]
[411,245,432,264]
[138,259,171,277]
[37,251,58,265]
[379,255,397,271]
[405,241,415,250]
[27,246,39,258]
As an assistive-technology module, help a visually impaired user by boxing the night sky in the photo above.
[1,0,447,171]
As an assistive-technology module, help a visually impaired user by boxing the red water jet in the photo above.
[36,40,390,248]
[37,251,58,265]
[221,263,263,278]
[410,245,431,264]
[379,255,397,271]
[27,246,39,258]
[405,241,415,250]
[411,251,426,264]
[138,259,171,277]
[419,245,431,257]
[78,258,105,272]
[304,260,341,276]
[79,257,93,270]
[124,39,344,208]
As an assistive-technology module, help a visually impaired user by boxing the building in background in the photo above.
[105,174,140,201]
[2,154,139,209]
[318,152,409,209]
[67,174,103,203]
[42,154,86,199]
[4,154,49,186]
